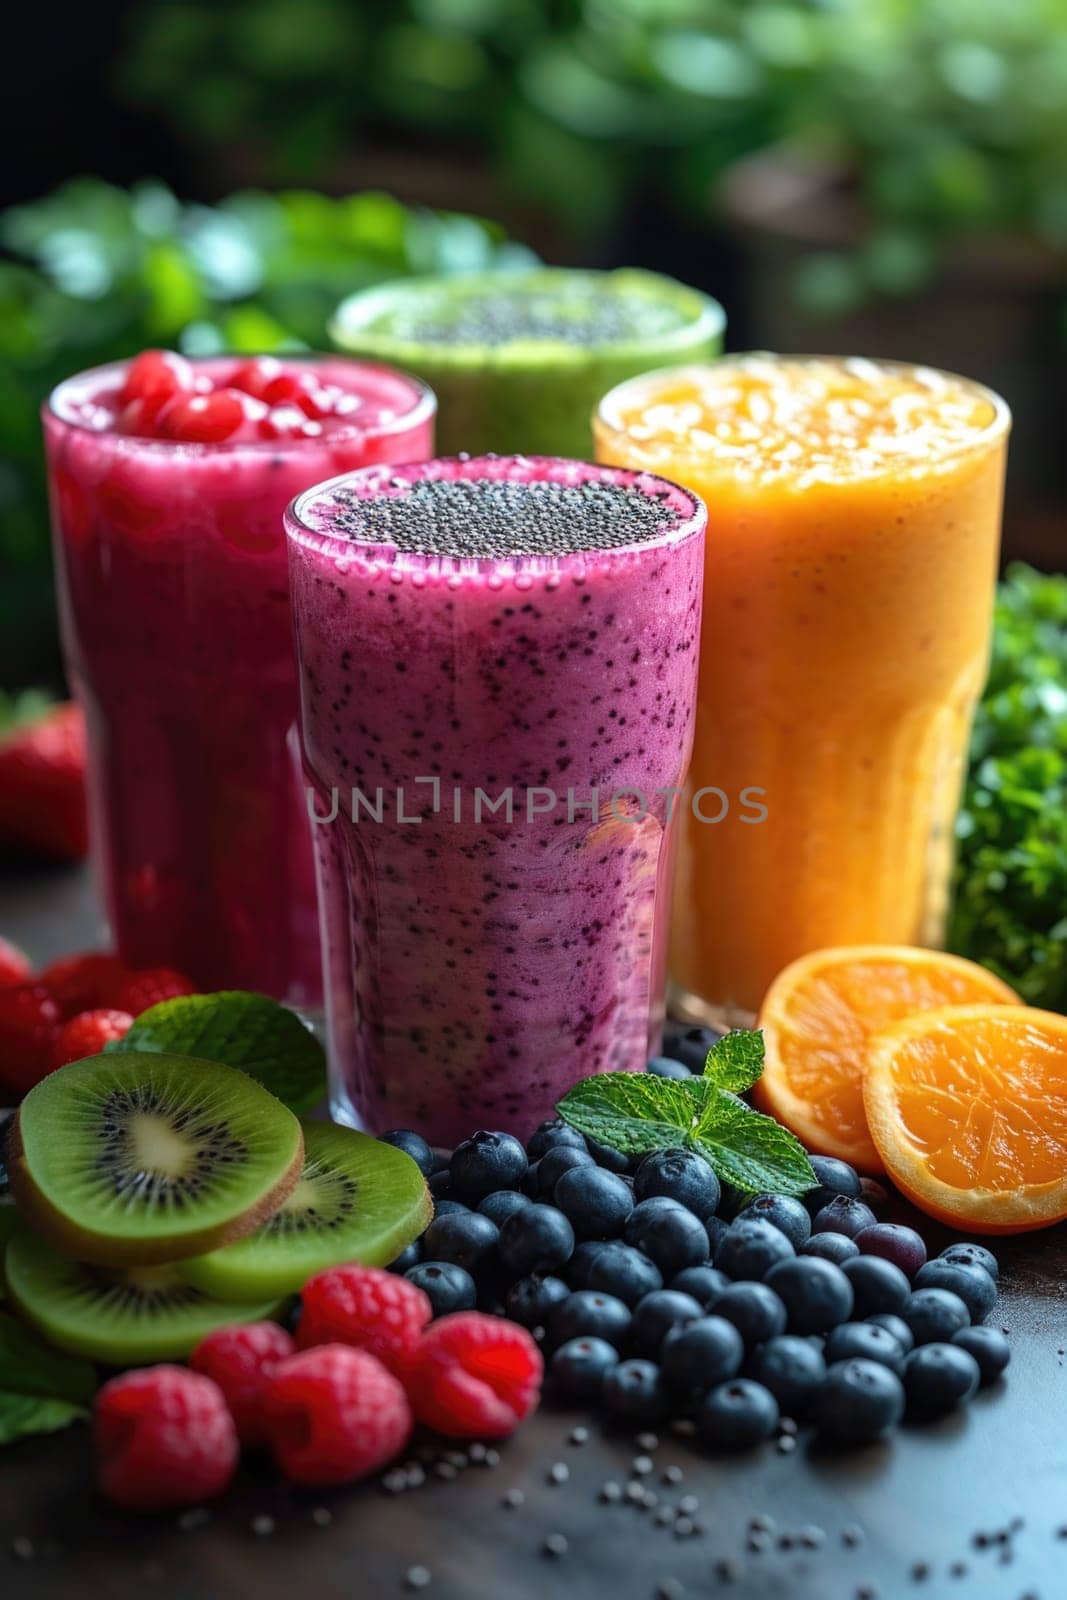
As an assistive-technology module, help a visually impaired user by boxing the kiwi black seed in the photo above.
[4,1226,285,1363]
[178,1120,433,1302]
[8,1052,304,1266]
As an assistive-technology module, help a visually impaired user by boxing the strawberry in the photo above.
[0,938,32,989]
[0,983,62,1098]
[52,1008,134,1067]
[0,701,88,862]
[38,951,127,1019]
[112,967,196,1016]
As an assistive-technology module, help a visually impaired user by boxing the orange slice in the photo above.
[864,1005,1067,1234]
[754,946,1021,1173]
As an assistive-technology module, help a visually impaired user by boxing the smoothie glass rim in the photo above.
[285,453,707,574]
[595,353,1012,477]
[331,267,726,367]
[45,353,437,455]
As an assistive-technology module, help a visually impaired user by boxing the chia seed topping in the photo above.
[378,289,687,349]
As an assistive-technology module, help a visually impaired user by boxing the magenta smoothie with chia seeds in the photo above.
[44,353,435,1004]
[286,455,705,1141]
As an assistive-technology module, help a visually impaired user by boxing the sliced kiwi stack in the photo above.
[4,1226,285,1363]
[178,1120,433,1302]
[7,1051,304,1267]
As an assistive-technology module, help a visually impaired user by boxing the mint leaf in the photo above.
[0,1312,96,1446]
[692,1095,816,1196]
[107,991,325,1113]
[556,1073,709,1155]
[702,1030,766,1093]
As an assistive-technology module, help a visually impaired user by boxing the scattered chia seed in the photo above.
[671,1419,696,1439]
[468,1443,488,1462]
[713,1557,742,1582]
[654,1508,675,1528]
[661,1466,684,1486]
[311,1508,333,1528]
[655,1580,685,1600]
[678,1495,700,1516]
[483,1450,501,1468]
[747,1531,773,1553]
[776,1434,797,1454]
[674,1518,694,1538]
[501,1489,525,1510]
[177,1508,211,1532]
[910,1563,930,1581]
[569,1426,590,1446]
[547,1463,569,1486]
[406,1466,426,1489]
[543,1533,569,1559]
[949,1562,967,1577]
[843,1525,866,1548]
[636,1433,660,1452]
[599,1481,623,1504]
[324,476,685,560]
[404,1566,432,1591]
[445,1450,469,1469]
[641,1490,659,1510]
[250,1515,275,1538]
[434,1462,458,1482]
[626,1482,647,1505]
[10,1537,34,1562]
[632,1455,655,1476]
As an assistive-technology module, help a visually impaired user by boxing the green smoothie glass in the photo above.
[331,268,724,457]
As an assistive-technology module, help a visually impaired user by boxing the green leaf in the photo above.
[0,1312,96,1445]
[691,1095,817,1197]
[107,991,325,1112]
[556,1072,708,1155]
[702,1029,765,1092]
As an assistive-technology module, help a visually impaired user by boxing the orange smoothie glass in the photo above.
[594,356,1010,1021]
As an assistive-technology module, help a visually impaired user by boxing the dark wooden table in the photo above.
[2,866,1066,1600]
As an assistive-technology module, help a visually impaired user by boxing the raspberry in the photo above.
[112,966,196,1016]
[39,951,127,1018]
[94,1365,238,1512]
[296,1264,431,1375]
[120,349,194,407]
[0,983,62,1098]
[156,390,245,443]
[190,1321,296,1447]
[229,356,284,399]
[265,1345,411,1487]
[52,1008,134,1067]
[0,937,31,989]
[407,1312,543,1439]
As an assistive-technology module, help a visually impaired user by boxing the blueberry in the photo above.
[712,1282,788,1348]
[421,1211,499,1274]
[566,1239,609,1289]
[717,1218,797,1281]
[428,1169,455,1202]
[585,1137,631,1173]
[938,1242,999,1283]
[705,1215,730,1261]
[811,1196,878,1240]
[548,1290,632,1352]
[852,1222,927,1278]
[429,1147,452,1174]
[661,1315,744,1390]
[602,1358,670,1422]
[521,1161,542,1197]
[449,1131,528,1198]
[586,1242,663,1307]
[903,1343,981,1415]
[903,1287,971,1345]
[952,1325,1011,1384]
[537,1145,595,1194]
[630,1289,703,1356]
[858,1177,890,1213]
[432,1198,471,1217]
[812,1358,905,1443]
[804,1156,862,1213]
[662,1023,722,1073]
[735,1193,812,1250]
[504,1274,571,1330]
[842,1256,911,1318]
[647,1056,692,1080]
[526,1120,587,1160]
[405,1261,477,1317]
[696,1379,779,1450]
[497,1204,575,1277]
[553,1166,633,1240]
[379,1129,435,1177]
[801,1232,859,1266]
[671,1265,729,1308]
[633,1148,721,1220]
[389,1240,423,1273]
[745,1334,826,1414]
[825,1322,906,1375]
[624,1197,710,1277]
[867,1313,915,1354]
[551,1336,619,1401]
[913,1260,996,1324]
[477,1190,530,1228]
[765,1257,854,1334]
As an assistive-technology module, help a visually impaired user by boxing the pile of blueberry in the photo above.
[383,1038,1008,1451]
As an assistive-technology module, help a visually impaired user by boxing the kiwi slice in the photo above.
[4,1227,285,1363]
[178,1120,432,1302]
[7,1051,304,1267]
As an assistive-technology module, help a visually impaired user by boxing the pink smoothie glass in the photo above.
[44,356,435,1005]
[286,455,706,1142]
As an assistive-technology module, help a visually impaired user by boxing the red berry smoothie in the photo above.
[44,352,435,1005]
[286,456,706,1141]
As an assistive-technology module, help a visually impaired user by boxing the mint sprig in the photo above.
[106,991,326,1113]
[0,1312,96,1447]
[557,1031,816,1197]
